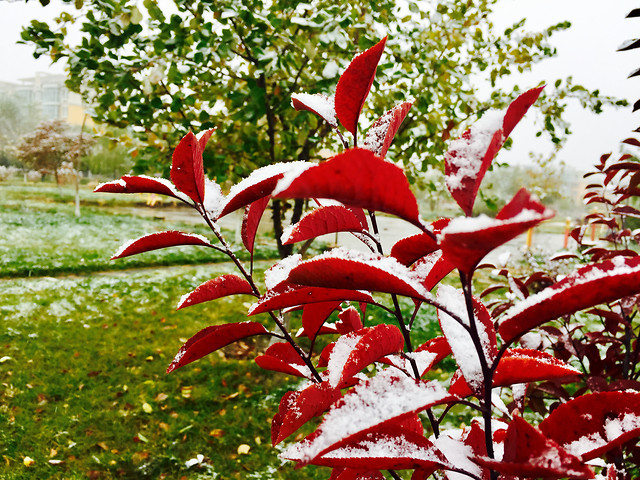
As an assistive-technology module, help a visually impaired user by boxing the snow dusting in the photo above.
[564,413,640,457]
[445,110,504,192]
[264,255,303,290]
[203,178,225,219]
[281,371,450,463]
[326,332,361,387]
[291,93,337,127]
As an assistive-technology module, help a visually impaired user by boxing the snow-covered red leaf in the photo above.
[336,306,364,334]
[363,101,413,158]
[445,87,543,216]
[335,37,387,137]
[381,350,439,378]
[287,248,431,301]
[415,336,452,366]
[166,321,269,373]
[413,252,456,292]
[499,256,640,343]
[390,218,450,266]
[177,274,256,310]
[255,342,313,379]
[291,93,337,127]
[248,281,374,316]
[440,188,554,273]
[272,381,342,446]
[325,325,405,388]
[282,205,368,245]
[539,391,640,461]
[111,231,214,260]
[330,469,384,480]
[474,415,594,479]
[218,162,308,218]
[274,147,422,228]
[94,174,188,202]
[281,371,454,465]
[311,425,446,472]
[449,348,580,397]
[437,285,497,396]
[242,196,270,255]
[171,130,214,204]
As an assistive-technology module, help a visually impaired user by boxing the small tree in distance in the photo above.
[95,38,640,479]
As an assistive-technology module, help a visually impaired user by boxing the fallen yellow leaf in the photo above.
[23,456,35,467]
[237,444,250,455]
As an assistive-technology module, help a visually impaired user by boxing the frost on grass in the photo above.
[445,109,504,192]
[281,370,451,463]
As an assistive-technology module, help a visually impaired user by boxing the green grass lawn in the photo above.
[0,181,445,479]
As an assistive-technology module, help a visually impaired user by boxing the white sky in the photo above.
[1,0,639,170]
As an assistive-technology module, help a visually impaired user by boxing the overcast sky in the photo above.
[1,0,639,170]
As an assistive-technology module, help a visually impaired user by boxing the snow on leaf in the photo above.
[218,161,309,218]
[498,256,640,343]
[282,205,368,245]
[363,101,413,159]
[474,415,594,479]
[255,342,313,379]
[176,274,256,310]
[381,350,438,378]
[248,282,374,316]
[336,306,364,334]
[273,147,423,228]
[111,231,214,260]
[415,336,452,366]
[166,322,269,373]
[311,425,446,472]
[203,178,225,220]
[272,381,342,446]
[390,218,449,266]
[326,325,405,388]
[412,252,456,292]
[437,285,497,396]
[335,37,387,137]
[291,93,337,127]
[538,391,640,461]
[439,188,554,273]
[449,348,580,398]
[281,371,454,465]
[242,196,270,255]
[171,130,215,204]
[287,248,431,301]
[445,87,543,216]
[94,174,190,203]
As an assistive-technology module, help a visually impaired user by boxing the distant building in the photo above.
[0,72,91,127]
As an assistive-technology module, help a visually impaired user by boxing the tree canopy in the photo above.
[22,0,622,182]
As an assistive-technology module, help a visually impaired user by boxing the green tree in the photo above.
[22,0,624,256]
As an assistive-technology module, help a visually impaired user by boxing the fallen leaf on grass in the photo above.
[209,429,224,437]
[237,444,251,455]
[23,456,35,467]
[142,402,153,414]
[154,392,169,402]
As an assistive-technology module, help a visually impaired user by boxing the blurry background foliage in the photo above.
[21,0,624,183]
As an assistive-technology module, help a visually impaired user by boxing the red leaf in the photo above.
[336,306,364,334]
[330,469,385,480]
[445,87,543,216]
[248,281,374,316]
[440,188,554,273]
[171,130,214,204]
[300,301,341,340]
[412,251,456,292]
[539,391,640,461]
[474,416,594,479]
[363,101,413,158]
[272,381,342,445]
[218,162,307,218]
[255,342,312,379]
[449,348,580,397]
[94,174,186,201]
[311,425,446,471]
[498,256,640,343]
[390,218,450,266]
[177,274,256,310]
[288,249,430,301]
[335,37,387,138]
[242,196,270,254]
[415,337,452,365]
[111,231,213,260]
[291,93,337,127]
[274,148,422,227]
[325,325,405,388]
[282,205,368,245]
[166,322,269,373]
[281,372,454,465]
[437,285,497,395]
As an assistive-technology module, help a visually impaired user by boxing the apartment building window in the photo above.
[42,86,60,103]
